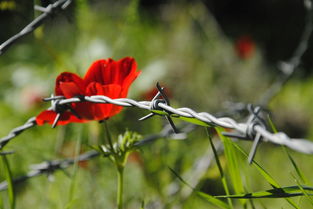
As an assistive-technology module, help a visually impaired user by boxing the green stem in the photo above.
[117,166,124,209]
[103,121,114,152]
[206,128,233,209]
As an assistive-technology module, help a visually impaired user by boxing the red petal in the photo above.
[55,72,85,97]
[83,59,109,85]
[83,57,140,99]
[118,58,141,97]
[79,82,122,120]
[36,110,86,126]
[102,84,124,117]
[60,82,84,98]
[83,57,140,86]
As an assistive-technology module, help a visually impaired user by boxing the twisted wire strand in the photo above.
[0,150,99,191]
[0,117,36,149]
[0,123,192,191]
[258,0,313,105]
[1,95,313,154]
[0,0,72,55]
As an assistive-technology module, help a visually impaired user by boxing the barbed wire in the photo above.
[0,150,98,191]
[258,0,313,106]
[0,0,72,55]
[0,117,36,150]
[0,1,311,208]
[0,123,194,191]
[163,1,313,201]
[1,94,313,154]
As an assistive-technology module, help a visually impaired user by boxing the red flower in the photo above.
[141,85,172,101]
[36,57,141,126]
[235,35,255,59]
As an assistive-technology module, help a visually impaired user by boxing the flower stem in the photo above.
[103,120,114,152]
[117,166,124,209]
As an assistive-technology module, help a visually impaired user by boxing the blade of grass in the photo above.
[267,114,307,208]
[65,126,83,209]
[1,155,15,209]
[284,148,308,184]
[249,198,257,209]
[266,114,278,133]
[206,128,233,209]
[215,127,246,206]
[268,114,309,184]
[214,185,313,199]
[0,192,3,209]
[197,192,231,209]
[232,143,300,209]
[291,173,313,205]
[168,167,230,209]
[233,143,280,188]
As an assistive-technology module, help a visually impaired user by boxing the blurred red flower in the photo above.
[36,57,141,126]
[141,85,172,101]
[235,35,255,59]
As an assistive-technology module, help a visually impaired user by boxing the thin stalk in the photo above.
[2,155,15,209]
[117,166,124,209]
[103,121,115,152]
[206,128,233,209]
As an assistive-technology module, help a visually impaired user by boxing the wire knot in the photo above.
[222,104,269,164]
[150,98,166,111]
[51,99,68,114]
[245,105,267,139]
[43,95,81,128]
[139,82,179,133]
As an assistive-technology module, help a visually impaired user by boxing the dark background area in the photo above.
[141,0,312,75]
[1,0,312,74]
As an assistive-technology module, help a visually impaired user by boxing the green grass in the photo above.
[0,0,313,209]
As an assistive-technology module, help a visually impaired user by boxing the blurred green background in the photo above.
[0,0,313,208]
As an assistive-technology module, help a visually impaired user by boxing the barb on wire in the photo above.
[1,94,313,154]
[0,0,72,55]
[139,82,179,133]
[0,123,193,191]
[258,0,313,105]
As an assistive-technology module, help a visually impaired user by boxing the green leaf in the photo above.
[178,116,210,127]
[207,129,233,208]
[215,127,246,206]
[214,185,313,199]
[284,148,308,184]
[197,191,231,209]
[232,143,300,209]
[232,143,280,188]
[2,155,15,209]
[291,174,313,205]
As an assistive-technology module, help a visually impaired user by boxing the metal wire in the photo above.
[0,117,36,149]
[0,0,72,55]
[0,123,193,191]
[258,0,313,105]
[0,150,99,191]
[1,95,313,154]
